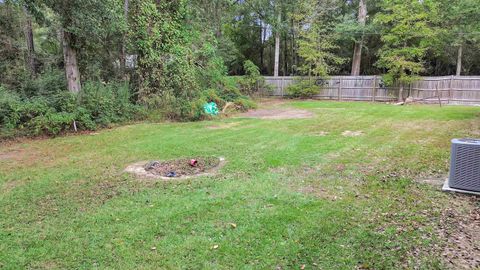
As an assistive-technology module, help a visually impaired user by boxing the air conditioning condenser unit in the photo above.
[443,138,480,195]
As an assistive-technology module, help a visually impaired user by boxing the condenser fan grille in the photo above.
[449,139,480,192]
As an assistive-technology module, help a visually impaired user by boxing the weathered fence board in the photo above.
[263,76,480,105]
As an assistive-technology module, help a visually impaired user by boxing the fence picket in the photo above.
[263,76,480,105]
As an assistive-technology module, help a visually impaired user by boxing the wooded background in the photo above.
[1,0,480,137]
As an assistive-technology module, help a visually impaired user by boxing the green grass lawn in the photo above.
[1,100,479,269]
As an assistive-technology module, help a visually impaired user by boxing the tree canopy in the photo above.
[1,0,480,136]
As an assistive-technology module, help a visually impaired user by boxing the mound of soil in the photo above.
[145,157,220,177]
[125,157,225,179]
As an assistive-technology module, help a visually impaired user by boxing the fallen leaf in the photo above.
[229,223,237,229]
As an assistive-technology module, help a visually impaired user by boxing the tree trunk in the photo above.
[292,19,297,76]
[121,0,129,79]
[23,6,36,77]
[62,31,81,93]
[283,34,288,76]
[214,1,222,38]
[274,10,281,77]
[260,22,265,73]
[260,44,264,74]
[456,45,462,76]
[351,0,367,76]
[398,84,404,102]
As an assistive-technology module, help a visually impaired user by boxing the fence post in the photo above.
[449,75,454,104]
[281,77,284,97]
[372,76,377,102]
[338,78,342,101]
[436,81,442,107]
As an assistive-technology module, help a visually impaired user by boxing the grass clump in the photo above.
[286,79,321,98]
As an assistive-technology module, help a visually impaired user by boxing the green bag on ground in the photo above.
[203,102,219,115]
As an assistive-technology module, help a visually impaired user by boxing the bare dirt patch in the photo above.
[341,130,364,137]
[471,130,480,136]
[239,108,314,119]
[0,145,49,165]
[125,157,225,180]
[308,131,329,136]
[415,176,447,187]
[0,149,23,161]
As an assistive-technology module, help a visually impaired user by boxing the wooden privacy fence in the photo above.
[263,76,480,105]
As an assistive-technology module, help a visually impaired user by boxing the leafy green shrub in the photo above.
[49,91,77,113]
[78,82,143,126]
[160,86,257,122]
[148,54,256,121]
[130,19,256,122]
[0,86,21,129]
[234,97,257,112]
[217,77,244,101]
[161,96,204,122]
[0,95,60,136]
[21,70,67,98]
[286,79,320,98]
[201,89,225,108]
[78,82,118,125]
[7,97,52,130]
[29,111,75,136]
[0,81,144,138]
[74,107,97,130]
[1,71,72,136]
[237,60,266,96]
[0,88,22,138]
